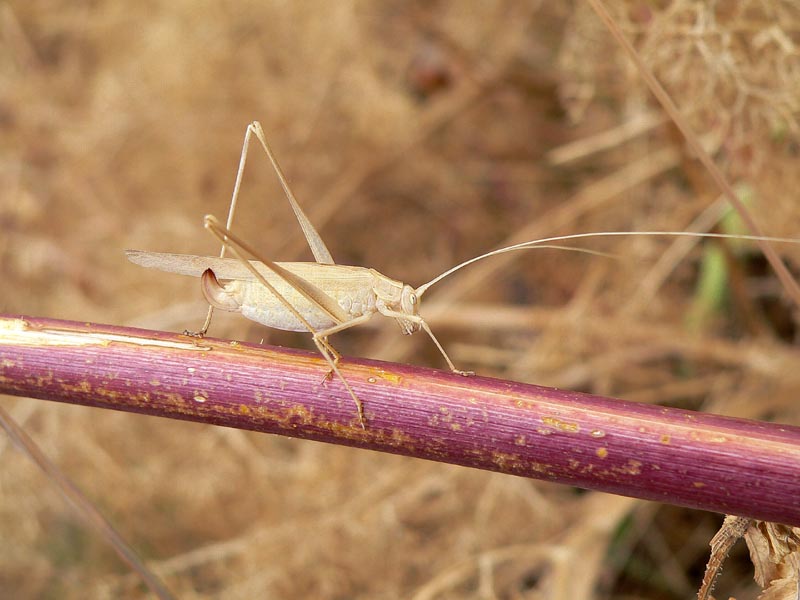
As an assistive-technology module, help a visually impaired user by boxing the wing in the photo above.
[126,250,370,325]
[125,250,373,282]
[125,250,262,279]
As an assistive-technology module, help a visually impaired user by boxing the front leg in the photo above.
[375,307,474,376]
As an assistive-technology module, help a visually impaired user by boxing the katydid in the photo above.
[126,122,799,429]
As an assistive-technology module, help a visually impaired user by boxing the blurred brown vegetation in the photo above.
[1,1,799,598]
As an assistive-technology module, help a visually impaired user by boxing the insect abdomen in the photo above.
[239,280,376,333]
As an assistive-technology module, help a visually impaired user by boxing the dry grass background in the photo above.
[1,1,800,598]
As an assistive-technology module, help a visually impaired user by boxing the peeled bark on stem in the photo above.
[1,314,798,526]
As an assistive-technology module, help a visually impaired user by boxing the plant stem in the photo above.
[1,314,799,525]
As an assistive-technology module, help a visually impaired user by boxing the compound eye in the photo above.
[409,293,417,305]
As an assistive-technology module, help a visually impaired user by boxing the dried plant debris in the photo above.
[699,516,800,600]
[3,0,800,597]
[746,522,800,600]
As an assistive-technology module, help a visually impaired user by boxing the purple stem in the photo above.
[1,314,798,525]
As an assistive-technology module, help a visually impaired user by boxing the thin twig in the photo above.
[587,0,800,309]
[0,404,176,600]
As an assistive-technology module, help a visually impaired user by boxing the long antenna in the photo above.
[415,231,800,297]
